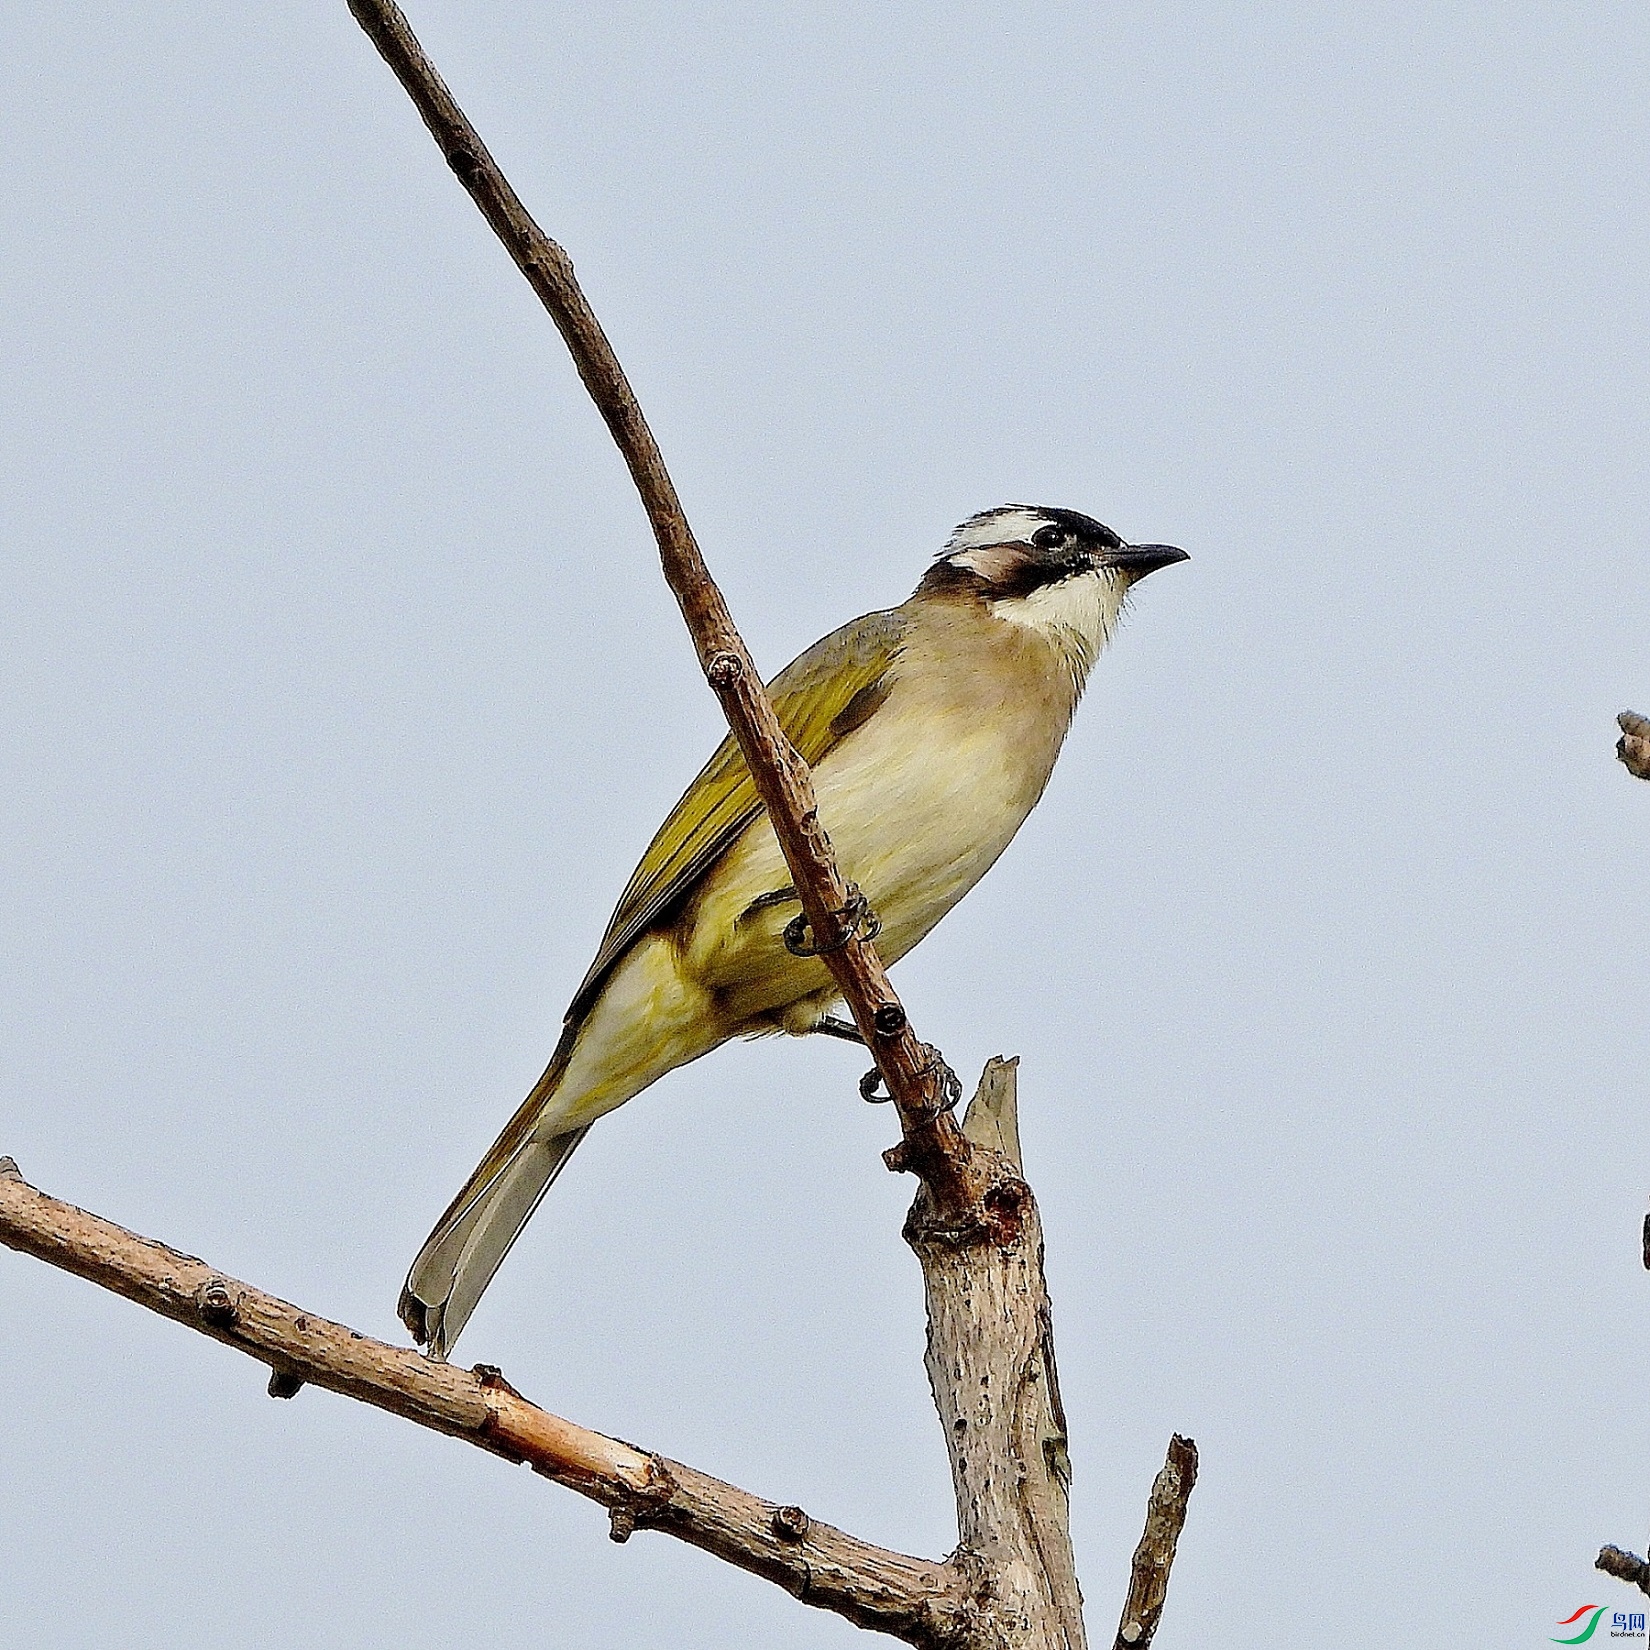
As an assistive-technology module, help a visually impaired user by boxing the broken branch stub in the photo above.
[1113,1436,1199,1650]
[909,1058,1089,1649]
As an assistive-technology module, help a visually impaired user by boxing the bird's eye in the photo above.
[1031,524,1066,550]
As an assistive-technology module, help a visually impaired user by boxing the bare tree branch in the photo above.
[0,1156,965,1646]
[1112,1436,1199,1650]
[1618,712,1650,780]
[4,1062,1203,1650]
[4,12,1202,1649]
[344,0,996,1222]
[342,10,1194,1644]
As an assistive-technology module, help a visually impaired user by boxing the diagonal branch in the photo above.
[0,1157,964,1647]
[1112,1436,1198,1650]
[345,0,993,1223]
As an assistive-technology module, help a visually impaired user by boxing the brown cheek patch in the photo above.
[953,544,1026,584]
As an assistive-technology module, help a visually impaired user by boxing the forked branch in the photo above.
[2,1061,1198,1649]
[0,1157,963,1646]
[4,9,1203,1648]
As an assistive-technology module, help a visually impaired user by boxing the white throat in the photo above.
[990,570,1126,692]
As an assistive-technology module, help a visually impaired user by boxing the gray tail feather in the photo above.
[400,1028,585,1357]
[399,1124,589,1359]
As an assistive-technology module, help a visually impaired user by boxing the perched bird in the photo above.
[401,505,1186,1355]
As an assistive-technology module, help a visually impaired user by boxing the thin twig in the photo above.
[344,0,992,1219]
[1112,1436,1198,1650]
[0,1160,963,1646]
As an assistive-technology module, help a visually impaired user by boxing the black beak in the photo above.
[1100,543,1189,579]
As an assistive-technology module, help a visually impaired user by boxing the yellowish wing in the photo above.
[565,608,908,1026]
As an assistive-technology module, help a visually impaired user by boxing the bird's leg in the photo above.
[810,1015,866,1045]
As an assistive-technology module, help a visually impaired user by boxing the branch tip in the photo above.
[1618,711,1650,780]
[1598,1545,1650,1598]
[960,1057,1023,1172]
[1112,1434,1199,1650]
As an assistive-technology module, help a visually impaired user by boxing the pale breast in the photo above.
[813,614,1074,958]
[681,602,1080,1007]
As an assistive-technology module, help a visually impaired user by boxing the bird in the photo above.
[400,504,1187,1356]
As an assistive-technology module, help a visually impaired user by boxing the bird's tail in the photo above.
[399,1027,588,1359]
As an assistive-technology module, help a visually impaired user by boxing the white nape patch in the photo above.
[992,569,1127,690]
[945,506,1052,563]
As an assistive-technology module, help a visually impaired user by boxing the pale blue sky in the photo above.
[3,3,1647,1646]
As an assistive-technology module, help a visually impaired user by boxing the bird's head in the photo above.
[916,504,1187,674]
